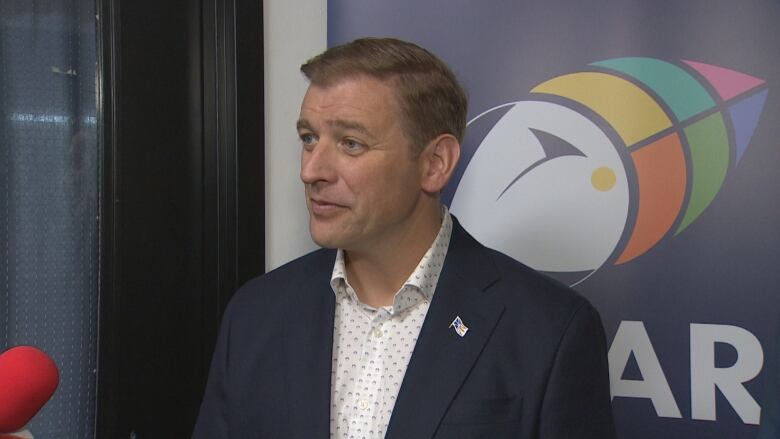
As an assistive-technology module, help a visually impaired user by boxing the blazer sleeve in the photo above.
[191,303,233,439]
[539,300,616,439]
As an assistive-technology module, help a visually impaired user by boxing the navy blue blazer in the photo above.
[192,219,615,438]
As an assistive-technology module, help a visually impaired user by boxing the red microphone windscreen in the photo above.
[0,346,59,433]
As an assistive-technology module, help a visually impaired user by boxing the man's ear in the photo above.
[420,133,461,194]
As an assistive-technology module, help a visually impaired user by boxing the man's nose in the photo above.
[300,140,336,185]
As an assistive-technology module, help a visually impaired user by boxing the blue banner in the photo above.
[329,0,780,437]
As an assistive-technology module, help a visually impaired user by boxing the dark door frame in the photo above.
[95,0,264,436]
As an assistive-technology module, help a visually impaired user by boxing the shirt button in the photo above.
[372,328,383,338]
[359,399,370,410]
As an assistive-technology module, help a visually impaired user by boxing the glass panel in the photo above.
[0,0,99,437]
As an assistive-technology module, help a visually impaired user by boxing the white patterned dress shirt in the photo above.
[329,208,453,439]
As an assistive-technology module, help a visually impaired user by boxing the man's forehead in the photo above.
[302,75,399,108]
[308,73,393,93]
[296,117,371,135]
[297,79,401,134]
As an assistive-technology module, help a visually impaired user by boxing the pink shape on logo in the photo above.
[683,60,765,101]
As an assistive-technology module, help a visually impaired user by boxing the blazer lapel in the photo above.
[283,250,337,439]
[385,220,506,439]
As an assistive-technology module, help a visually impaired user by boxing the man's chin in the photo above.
[309,228,342,249]
[312,238,339,249]
[309,219,363,250]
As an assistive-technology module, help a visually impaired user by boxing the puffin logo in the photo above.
[445,57,768,285]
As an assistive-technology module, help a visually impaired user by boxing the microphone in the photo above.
[0,431,33,439]
[0,346,59,434]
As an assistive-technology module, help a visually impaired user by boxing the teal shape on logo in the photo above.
[592,57,716,122]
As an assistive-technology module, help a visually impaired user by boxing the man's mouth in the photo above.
[309,198,348,215]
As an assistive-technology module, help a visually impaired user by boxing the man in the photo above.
[193,37,615,439]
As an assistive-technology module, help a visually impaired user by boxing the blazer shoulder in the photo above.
[481,245,596,324]
[450,216,591,316]
[227,247,335,313]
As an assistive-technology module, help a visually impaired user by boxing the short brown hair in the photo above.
[300,37,468,154]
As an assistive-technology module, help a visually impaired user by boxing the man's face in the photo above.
[298,76,427,252]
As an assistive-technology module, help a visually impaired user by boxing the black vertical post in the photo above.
[96,0,264,436]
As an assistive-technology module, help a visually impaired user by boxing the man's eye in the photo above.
[300,133,317,146]
[342,139,364,152]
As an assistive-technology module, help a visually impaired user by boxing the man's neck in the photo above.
[344,205,443,308]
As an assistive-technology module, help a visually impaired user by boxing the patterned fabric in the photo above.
[329,208,453,438]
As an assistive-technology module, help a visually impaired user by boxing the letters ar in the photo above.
[608,320,763,425]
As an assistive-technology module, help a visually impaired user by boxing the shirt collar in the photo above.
[330,206,453,314]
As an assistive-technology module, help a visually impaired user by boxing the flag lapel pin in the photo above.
[449,315,469,337]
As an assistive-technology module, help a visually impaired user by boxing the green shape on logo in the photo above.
[592,57,715,123]
[676,112,730,234]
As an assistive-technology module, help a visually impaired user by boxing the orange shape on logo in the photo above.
[616,133,687,264]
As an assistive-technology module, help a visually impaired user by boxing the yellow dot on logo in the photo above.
[591,167,616,191]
